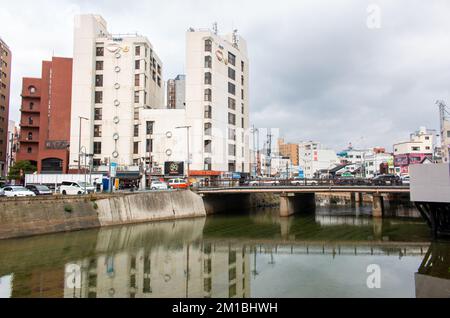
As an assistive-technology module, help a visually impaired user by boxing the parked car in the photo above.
[0,188,5,197]
[168,178,190,190]
[26,184,53,196]
[290,178,319,186]
[1,186,36,197]
[400,175,410,185]
[59,181,96,195]
[371,174,400,186]
[248,178,280,186]
[150,181,168,191]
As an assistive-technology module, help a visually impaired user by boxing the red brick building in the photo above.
[17,57,73,173]
[0,38,12,177]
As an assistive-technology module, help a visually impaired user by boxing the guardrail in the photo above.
[195,178,407,189]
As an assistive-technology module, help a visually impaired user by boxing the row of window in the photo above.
[92,121,155,137]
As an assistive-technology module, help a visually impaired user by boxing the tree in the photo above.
[8,160,37,181]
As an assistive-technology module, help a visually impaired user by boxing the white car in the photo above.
[59,181,96,195]
[2,186,36,197]
[150,181,168,191]
[401,175,410,185]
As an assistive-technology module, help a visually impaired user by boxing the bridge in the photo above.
[197,185,411,218]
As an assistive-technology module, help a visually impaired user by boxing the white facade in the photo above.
[364,152,393,178]
[298,142,339,178]
[259,154,291,177]
[185,29,250,174]
[69,15,164,170]
[393,127,436,156]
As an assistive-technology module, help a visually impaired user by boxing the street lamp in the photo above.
[176,126,192,179]
[78,116,89,173]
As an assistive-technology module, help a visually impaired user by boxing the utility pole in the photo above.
[267,129,272,177]
[437,100,450,163]
[252,126,259,178]
[78,116,88,173]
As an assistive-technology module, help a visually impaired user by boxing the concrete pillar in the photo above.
[350,192,356,207]
[355,193,363,203]
[280,194,295,217]
[372,217,383,240]
[372,194,384,218]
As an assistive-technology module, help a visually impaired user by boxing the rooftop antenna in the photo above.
[232,29,239,48]
[212,22,218,35]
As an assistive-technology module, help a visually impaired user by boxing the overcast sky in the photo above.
[1,0,449,151]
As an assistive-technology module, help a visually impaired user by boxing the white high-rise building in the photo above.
[184,28,250,176]
[298,141,339,178]
[69,15,164,171]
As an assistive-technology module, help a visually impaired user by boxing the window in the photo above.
[94,108,102,120]
[29,86,36,94]
[93,159,101,167]
[96,61,103,71]
[228,67,236,81]
[228,160,236,172]
[27,147,32,154]
[241,61,245,72]
[412,146,420,151]
[205,39,212,52]
[241,75,244,86]
[205,123,212,136]
[135,74,140,86]
[96,47,104,57]
[205,56,212,68]
[135,60,140,70]
[28,132,33,140]
[204,158,212,171]
[29,102,34,110]
[425,136,430,140]
[228,144,236,156]
[135,46,140,56]
[204,89,212,102]
[133,142,139,154]
[93,142,102,154]
[228,97,236,110]
[95,91,103,104]
[447,131,450,138]
[134,125,139,137]
[146,139,153,153]
[228,52,236,66]
[205,105,212,119]
[95,75,103,87]
[157,77,161,87]
[228,128,236,141]
[204,140,212,153]
[28,117,33,125]
[241,103,245,114]
[204,72,212,85]
[228,82,235,95]
[426,146,431,150]
[94,125,102,137]
[146,121,154,135]
[157,65,161,75]
[228,113,236,125]
[134,91,140,103]
[241,118,245,128]
[241,89,244,100]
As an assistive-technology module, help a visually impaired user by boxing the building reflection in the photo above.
[415,243,450,298]
[64,242,251,298]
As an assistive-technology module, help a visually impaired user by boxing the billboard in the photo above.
[164,162,184,176]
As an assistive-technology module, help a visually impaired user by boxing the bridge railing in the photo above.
[195,178,407,189]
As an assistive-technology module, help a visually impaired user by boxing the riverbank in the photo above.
[0,190,206,240]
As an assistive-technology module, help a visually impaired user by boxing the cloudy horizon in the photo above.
[1,0,449,152]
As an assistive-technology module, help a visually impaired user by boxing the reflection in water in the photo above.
[0,205,449,298]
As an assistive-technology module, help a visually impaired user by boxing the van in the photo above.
[59,181,95,195]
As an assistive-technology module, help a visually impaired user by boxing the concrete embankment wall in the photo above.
[0,191,206,240]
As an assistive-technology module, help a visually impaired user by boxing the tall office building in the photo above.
[277,138,299,166]
[0,37,11,177]
[17,57,73,173]
[69,15,164,172]
[185,28,250,177]
[167,74,186,109]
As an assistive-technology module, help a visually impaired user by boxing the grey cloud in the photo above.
[1,0,449,152]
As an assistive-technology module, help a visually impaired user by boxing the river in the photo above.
[0,204,449,298]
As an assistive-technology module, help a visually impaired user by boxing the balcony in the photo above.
[20,108,40,114]
[20,138,39,143]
